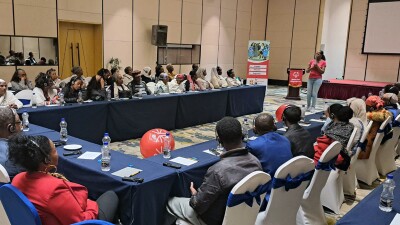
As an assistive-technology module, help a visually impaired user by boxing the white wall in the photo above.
[321,0,351,80]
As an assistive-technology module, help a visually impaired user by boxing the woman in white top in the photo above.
[0,79,23,109]
[210,67,228,89]
[10,69,34,92]
[196,68,213,90]
[169,74,188,93]
[32,73,58,106]
[155,73,170,94]
[226,69,241,87]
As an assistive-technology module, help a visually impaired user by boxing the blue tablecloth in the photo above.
[23,124,54,135]
[41,131,177,225]
[18,86,265,143]
[337,169,400,225]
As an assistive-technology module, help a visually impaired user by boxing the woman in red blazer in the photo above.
[8,134,119,225]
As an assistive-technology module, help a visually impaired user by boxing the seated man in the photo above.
[165,117,262,225]
[246,113,292,200]
[0,108,24,179]
[282,105,314,158]
[132,71,151,97]
[0,79,23,109]
[123,66,134,86]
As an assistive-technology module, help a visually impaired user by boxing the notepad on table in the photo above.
[77,151,101,160]
[170,157,198,166]
[390,214,400,225]
[112,167,142,178]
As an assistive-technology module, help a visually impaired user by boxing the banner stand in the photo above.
[285,68,305,100]
[247,40,270,96]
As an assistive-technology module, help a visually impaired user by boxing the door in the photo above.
[58,22,102,79]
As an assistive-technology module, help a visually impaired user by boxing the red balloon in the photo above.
[275,104,289,122]
[140,129,175,158]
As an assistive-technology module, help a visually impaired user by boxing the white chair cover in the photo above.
[376,115,400,175]
[0,201,11,225]
[14,89,33,106]
[321,129,357,214]
[176,171,271,225]
[255,156,314,225]
[222,171,271,225]
[356,117,391,185]
[343,121,373,195]
[147,82,155,95]
[297,141,342,225]
[0,164,10,184]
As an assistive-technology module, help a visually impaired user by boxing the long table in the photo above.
[24,111,325,225]
[19,86,266,144]
[336,169,400,225]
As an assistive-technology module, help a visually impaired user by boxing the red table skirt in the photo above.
[317,79,391,100]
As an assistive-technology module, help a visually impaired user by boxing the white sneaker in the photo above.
[306,107,311,112]
[310,107,316,113]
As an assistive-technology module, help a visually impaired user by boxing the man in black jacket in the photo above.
[282,105,314,158]
[165,117,262,225]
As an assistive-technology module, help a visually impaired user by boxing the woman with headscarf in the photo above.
[141,66,154,83]
[195,68,213,91]
[347,97,368,155]
[358,96,392,160]
[382,93,399,121]
[314,104,354,170]
[210,67,228,89]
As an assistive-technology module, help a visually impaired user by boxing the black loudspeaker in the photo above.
[152,25,168,46]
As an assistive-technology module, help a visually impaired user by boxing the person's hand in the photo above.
[190,182,197,196]
[8,104,17,109]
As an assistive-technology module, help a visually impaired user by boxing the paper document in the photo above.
[277,128,286,132]
[77,151,101,160]
[390,214,400,225]
[203,150,217,156]
[170,157,198,166]
[112,167,142,178]
[310,119,325,123]
[299,123,311,127]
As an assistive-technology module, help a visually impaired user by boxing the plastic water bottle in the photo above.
[59,118,68,142]
[101,133,111,171]
[301,105,306,122]
[242,118,250,142]
[77,91,83,104]
[31,92,37,108]
[22,111,29,132]
[163,132,171,159]
[379,174,395,212]
[106,88,111,101]
[58,92,64,106]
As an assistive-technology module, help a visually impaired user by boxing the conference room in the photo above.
[1,0,400,225]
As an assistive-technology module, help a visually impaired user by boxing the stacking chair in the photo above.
[356,117,391,185]
[0,164,10,184]
[297,141,342,225]
[255,156,315,225]
[15,89,33,106]
[176,171,271,225]
[319,131,357,214]
[343,121,373,195]
[376,115,400,175]
[0,184,42,225]
[72,220,114,225]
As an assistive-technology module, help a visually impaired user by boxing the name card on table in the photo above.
[78,152,101,160]
[390,214,400,225]
[170,157,198,166]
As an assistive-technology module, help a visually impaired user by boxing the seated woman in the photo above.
[187,70,200,91]
[358,96,392,159]
[195,68,213,90]
[382,93,399,121]
[47,68,61,89]
[226,69,241,87]
[112,72,131,98]
[169,74,189,93]
[166,64,176,81]
[141,66,154,83]
[107,68,117,86]
[62,76,84,103]
[155,73,170,94]
[62,66,87,89]
[10,69,34,92]
[0,79,23,109]
[314,104,354,169]
[33,73,58,106]
[86,69,106,101]
[9,134,119,225]
[347,97,368,156]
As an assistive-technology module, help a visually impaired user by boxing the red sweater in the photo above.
[313,135,344,165]
[12,172,98,225]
